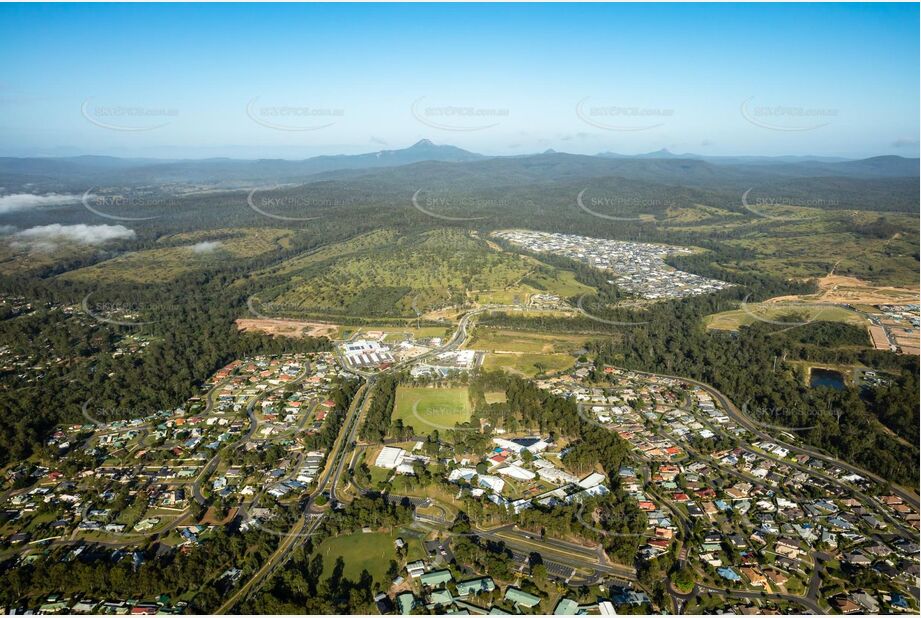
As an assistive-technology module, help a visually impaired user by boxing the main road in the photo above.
[220,303,508,612]
[214,378,367,615]
[473,523,637,582]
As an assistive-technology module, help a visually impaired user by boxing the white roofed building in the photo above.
[498,465,536,481]
[375,446,406,469]
[578,472,606,489]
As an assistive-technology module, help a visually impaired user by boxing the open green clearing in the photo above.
[0,241,103,276]
[392,386,472,435]
[265,229,532,317]
[467,328,595,377]
[467,328,595,354]
[483,391,508,404]
[725,231,918,287]
[257,229,399,277]
[704,303,868,331]
[313,530,425,585]
[521,267,597,297]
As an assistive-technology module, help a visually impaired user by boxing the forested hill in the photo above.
[1,148,917,212]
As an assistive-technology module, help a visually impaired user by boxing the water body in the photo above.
[810,368,846,390]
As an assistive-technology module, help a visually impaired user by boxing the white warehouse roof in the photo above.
[374,446,405,469]
[578,472,606,489]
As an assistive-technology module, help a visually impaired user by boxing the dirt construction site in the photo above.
[235,318,339,339]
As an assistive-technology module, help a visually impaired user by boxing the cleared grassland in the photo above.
[705,303,867,331]
[523,268,596,297]
[482,352,576,377]
[661,204,747,225]
[472,268,596,306]
[255,229,399,277]
[466,328,593,377]
[344,325,450,342]
[483,391,508,404]
[467,328,595,354]
[60,228,293,284]
[257,228,597,318]
[0,242,102,276]
[392,386,472,435]
[723,226,917,288]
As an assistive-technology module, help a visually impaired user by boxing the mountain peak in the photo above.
[411,139,436,148]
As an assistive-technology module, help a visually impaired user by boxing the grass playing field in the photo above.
[392,386,472,435]
[313,529,425,585]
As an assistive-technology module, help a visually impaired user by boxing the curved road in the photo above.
[615,366,919,510]
[192,364,311,507]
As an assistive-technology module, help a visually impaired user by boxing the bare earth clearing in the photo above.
[768,274,919,305]
[235,318,340,339]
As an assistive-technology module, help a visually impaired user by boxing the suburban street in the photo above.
[185,306,920,614]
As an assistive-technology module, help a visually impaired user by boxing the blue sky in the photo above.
[0,3,917,159]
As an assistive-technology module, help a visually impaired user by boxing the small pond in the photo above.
[810,368,846,390]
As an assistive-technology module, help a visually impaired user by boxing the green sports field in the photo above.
[313,530,425,585]
[392,386,472,435]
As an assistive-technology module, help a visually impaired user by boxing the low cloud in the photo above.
[891,138,919,149]
[13,223,135,248]
[0,193,83,215]
[559,132,592,142]
[189,240,222,253]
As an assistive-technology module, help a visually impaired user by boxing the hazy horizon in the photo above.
[1,142,917,162]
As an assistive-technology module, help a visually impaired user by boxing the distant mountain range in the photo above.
[598,148,851,164]
[0,141,917,211]
[3,139,917,171]
[0,139,485,186]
